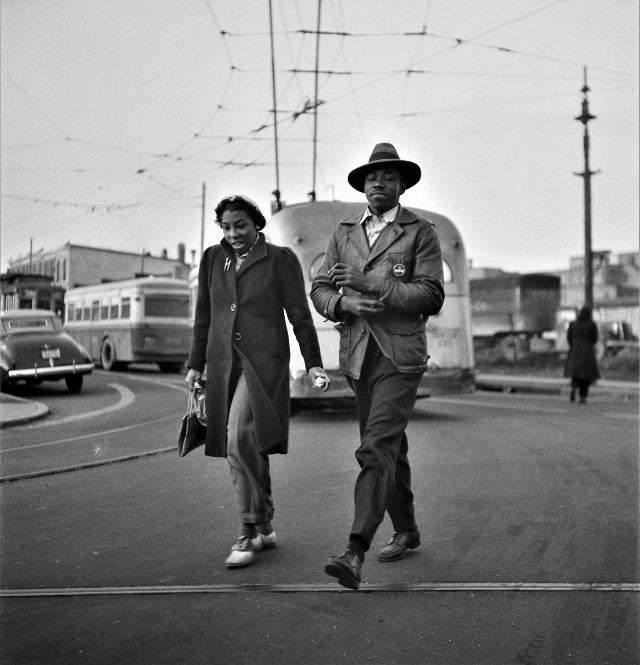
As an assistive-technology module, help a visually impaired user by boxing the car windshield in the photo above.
[1,315,62,335]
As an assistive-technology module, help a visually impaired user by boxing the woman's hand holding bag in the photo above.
[177,381,207,457]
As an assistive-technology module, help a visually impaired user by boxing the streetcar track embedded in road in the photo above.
[1,582,638,597]
[1,412,180,453]
[0,445,177,483]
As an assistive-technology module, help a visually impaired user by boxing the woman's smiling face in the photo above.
[220,208,258,255]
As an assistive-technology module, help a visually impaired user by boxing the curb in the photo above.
[476,374,638,400]
[0,394,50,428]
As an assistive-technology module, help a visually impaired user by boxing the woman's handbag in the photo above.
[177,382,207,457]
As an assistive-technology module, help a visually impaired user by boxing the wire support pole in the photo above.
[574,66,600,310]
[200,182,206,257]
[310,0,322,202]
[268,0,281,212]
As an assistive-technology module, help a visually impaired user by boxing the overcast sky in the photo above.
[1,0,638,274]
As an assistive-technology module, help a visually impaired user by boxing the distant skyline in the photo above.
[1,0,638,274]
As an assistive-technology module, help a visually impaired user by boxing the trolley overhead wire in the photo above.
[2,1,637,252]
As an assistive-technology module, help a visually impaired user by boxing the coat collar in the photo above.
[341,206,415,264]
[341,205,418,227]
[220,233,268,275]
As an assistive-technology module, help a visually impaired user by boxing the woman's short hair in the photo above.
[215,195,267,230]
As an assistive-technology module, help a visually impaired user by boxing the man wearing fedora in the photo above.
[311,142,445,589]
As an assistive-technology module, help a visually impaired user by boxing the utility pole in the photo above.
[200,182,206,257]
[310,0,322,201]
[574,66,599,310]
[268,0,282,212]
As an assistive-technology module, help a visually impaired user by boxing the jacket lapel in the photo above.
[342,221,371,265]
[366,223,403,265]
[365,207,417,265]
[217,243,238,301]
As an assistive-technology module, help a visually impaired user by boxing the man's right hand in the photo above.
[338,295,385,317]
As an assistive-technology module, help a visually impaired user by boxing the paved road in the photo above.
[1,371,638,664]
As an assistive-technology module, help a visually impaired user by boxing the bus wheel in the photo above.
[158,362,183,373]
[100,338,117,371]
[65,374,83,393]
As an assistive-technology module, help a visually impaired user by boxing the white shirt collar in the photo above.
[359,204,400,225]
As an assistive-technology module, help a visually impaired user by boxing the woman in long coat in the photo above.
[565,305,600,403]
[185,195,329,568]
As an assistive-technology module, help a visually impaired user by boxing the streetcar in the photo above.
[268,201,474,399]
[190,200,474,399]
[64,276,191,372]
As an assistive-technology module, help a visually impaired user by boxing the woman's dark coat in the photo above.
[564,318,600,382]
[187,235,323,457]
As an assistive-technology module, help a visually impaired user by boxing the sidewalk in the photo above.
[0,393,49,428]
[0,374,637,428]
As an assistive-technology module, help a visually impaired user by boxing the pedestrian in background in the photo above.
[565,305,600,404]
[311,143,445,589]
[185,194,329,568]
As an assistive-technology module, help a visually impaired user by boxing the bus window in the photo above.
[101,302,109,319]
[91,300,100,321]
[144,295,189,318]
[110,302,119,319]
[83,305,91,320]
[67,303,75,321]
[121,297,131,319]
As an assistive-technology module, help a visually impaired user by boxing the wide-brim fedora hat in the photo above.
[348,142,421,192]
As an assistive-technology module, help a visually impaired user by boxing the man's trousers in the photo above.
[346,337,423,550]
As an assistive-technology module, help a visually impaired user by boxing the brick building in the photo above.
[6,242,190,289]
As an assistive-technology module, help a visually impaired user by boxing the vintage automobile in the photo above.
[0,309,93,393]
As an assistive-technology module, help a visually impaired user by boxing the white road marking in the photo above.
[97,370,188,393]
[1,582,638,597]
[24,383,136,427]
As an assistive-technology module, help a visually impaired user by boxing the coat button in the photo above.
[233,332,243,341]
[230,303,237,312]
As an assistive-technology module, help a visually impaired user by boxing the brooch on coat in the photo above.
[392,263,406,277]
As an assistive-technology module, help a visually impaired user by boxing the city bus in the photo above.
[64,276,191,372]
[189,200,474,399]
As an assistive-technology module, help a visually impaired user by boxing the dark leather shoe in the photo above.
[325,550,362,589]
[378,529,421,562]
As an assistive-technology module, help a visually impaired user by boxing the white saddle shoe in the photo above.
[225,536,256,568]
[253,530,277,551]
